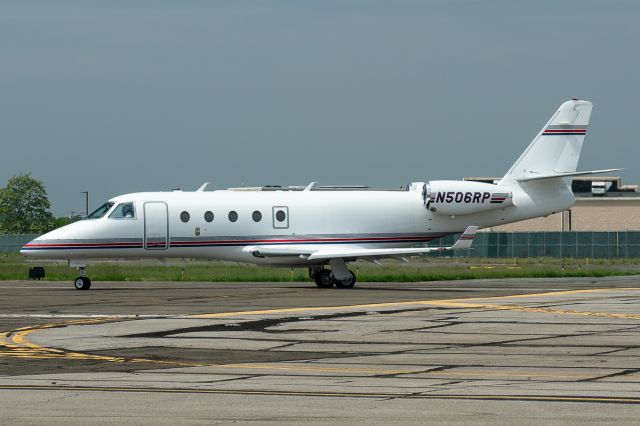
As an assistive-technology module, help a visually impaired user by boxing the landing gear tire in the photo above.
[314,270,335,288]
[335,271,356,289]
[74,276,91,290]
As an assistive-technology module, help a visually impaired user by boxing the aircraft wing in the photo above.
[245,226,478,261]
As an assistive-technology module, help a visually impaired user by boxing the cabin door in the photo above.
[144,202,169,250]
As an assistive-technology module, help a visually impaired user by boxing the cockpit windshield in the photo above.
[85,202,115,219]
[109,202,136,219]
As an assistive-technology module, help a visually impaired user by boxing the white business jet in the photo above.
[21,99,618,290]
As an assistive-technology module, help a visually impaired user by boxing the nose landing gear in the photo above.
[74,276,91,290]
[71,261,91,290]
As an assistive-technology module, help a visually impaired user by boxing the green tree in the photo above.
[53,214,81,228]
[0,173,55,234]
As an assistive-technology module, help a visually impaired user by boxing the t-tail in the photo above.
[425,99,619,223]
[491,99,621,220]
[502,99,619,185]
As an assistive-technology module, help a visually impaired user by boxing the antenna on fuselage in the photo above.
[197,182,211,192]
[303,182,317,192]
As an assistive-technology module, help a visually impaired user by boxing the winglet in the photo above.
[450,225,478,250]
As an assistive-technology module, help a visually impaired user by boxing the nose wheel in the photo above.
[72,263,91,290]
[74,276,91,290]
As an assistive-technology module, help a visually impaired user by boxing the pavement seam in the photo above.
[0,384,639,404]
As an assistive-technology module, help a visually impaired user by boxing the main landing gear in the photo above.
[309,266,357,289]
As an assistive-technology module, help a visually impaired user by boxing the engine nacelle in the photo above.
[426,180,513,215]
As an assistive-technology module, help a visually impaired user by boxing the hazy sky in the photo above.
[1,1,638,216]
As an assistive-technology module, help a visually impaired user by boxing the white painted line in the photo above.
[0,314,184,319]
[0,286,70,289]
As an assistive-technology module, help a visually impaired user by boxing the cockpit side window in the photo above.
[109,202,136,219]
[85,202,115,219]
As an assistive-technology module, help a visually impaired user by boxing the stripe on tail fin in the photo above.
[542,125,587,136]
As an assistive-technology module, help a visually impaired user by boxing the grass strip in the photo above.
[1,254,638,282]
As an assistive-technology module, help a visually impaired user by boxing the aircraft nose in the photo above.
[19,221,93,258]
[20,235,44,256]
[20,227,63,256]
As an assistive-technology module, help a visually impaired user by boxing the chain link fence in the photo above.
[0,234,39,253]
[426,231,640,258]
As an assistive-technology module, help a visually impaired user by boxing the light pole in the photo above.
[81,191,89,218]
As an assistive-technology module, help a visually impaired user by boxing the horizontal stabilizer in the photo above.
[516,168,623,182]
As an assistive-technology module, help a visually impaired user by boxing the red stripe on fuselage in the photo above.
[23,235,446,250]
[23,242,141,248]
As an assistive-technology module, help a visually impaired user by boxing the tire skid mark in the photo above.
[0,384,640,405]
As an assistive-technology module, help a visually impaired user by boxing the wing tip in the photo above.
[451,225,478,250]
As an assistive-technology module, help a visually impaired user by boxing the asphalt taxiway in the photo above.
[1,277,640,425]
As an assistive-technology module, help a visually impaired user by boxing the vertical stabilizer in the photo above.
[502,99,592,184]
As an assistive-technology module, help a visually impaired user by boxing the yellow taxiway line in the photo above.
[0,319,200,367]
[190,287,640,319]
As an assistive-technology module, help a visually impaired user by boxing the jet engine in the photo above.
[425,180,513,215]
